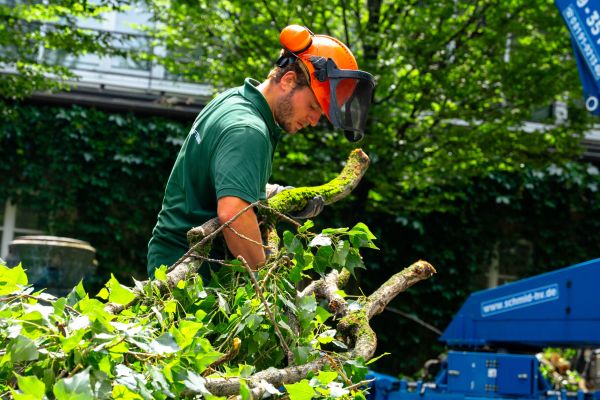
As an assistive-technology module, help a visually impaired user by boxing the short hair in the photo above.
[268,50,310,87]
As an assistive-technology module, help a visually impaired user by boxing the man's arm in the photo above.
[217,196,265,270]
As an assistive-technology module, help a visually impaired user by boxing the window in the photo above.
[0,200,44,260]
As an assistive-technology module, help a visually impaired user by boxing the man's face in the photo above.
[274,85,323,133]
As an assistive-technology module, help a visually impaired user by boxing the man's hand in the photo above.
[217,196,265,270]
[265,183,325,219]
[265,183,293,199]
[292,195,325,219]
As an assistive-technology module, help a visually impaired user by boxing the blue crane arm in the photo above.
[440,258,600,348]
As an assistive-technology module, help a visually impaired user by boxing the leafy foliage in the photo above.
[141,0,593,212]
[0,0,134,99]
[3,0,600,382]
[0,221,377,399]
[0,102,187,282]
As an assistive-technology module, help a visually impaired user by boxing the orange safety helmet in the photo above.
[276,25,375,142]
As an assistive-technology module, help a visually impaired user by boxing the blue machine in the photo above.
[369,258,600,399]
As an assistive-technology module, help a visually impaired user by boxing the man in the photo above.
[147,25,375,277]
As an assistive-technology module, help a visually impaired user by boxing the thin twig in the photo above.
[238,256,293,365]
[325,353,353,386]
[257,203,302,227]
[260,258,285,292]
[227,226,270,249]
[345,378,376,392]
[167,201,262,273]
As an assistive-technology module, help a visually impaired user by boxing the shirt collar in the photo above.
[241,78,282,144]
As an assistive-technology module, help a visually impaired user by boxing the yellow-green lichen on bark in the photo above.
[265,149,370,217]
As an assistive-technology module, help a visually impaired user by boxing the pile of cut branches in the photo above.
[0,149,435,399]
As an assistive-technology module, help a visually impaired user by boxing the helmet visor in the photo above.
[325,60,375,141]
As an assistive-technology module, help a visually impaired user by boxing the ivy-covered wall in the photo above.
[0,102,187,284]
[1,102,599,376]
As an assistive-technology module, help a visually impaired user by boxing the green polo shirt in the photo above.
[147,78,281,277]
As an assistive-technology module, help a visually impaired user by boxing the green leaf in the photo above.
[321,227,349,235]
[96,288,109,300]
[344,249,366,276]
[53,297,66,316]
[285,380,316,400]
[240,379,251,400]
[61,329,87,353]
[366,352,391,365]
[332,240,350,267]
[351,223,376,239]
[107,275,136,306]
[53,369,93,400]
[149,333,180,355]
[171,320,203,349]
[181,371,209,395]
[154,265,168,282]
[15,374,45,399]
[317,329,336,344]
[348,223,379,250]
[292,346,312,364]
[284,231,303,255]
[289,260,303,284]
[112,385,143,399]
[9,335,39,362]
[0,263,28,295]
[298,219,314,233]
[314,245,333,274]
[316,371,338,385]
[315,306,331,324]
[66,281,87,307]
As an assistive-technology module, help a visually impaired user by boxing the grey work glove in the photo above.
[265,183,293,199]
[265,183,325,219]
[292,195,325,219]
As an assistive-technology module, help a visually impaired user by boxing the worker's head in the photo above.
[269,25,375,142]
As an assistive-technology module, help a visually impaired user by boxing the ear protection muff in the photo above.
[279,25,314,53]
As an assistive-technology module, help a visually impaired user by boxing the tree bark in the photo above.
[201,260,436,398]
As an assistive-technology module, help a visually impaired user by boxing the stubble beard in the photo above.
[274,90,296,133]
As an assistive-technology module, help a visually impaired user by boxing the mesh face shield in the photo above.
[313,58,376,142]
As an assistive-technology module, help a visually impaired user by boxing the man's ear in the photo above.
[279,71,298,93]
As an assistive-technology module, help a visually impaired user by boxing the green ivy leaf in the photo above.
[107,275,136,306]
[348,223,379,250]
[66,281,87,307]
[0,263,28,295]
[292,346,312,364]
[317,329,336,344]
[149,333,180,355]
[332,240,350,267]
[298,219,314,233]
[315,306,331,324]
[321,227,349,235]
[314,245,333,274]
[15,374,45,399]
[285,380,316,400]
[240,379,251,400]
[154,266,168,282]
[344,249,366,276]
[9,335,39,362]
[315,371,338,385]
[53,369,93,400]
[351,223,376,239]
[112,384,143,399]
[284,231,303,255]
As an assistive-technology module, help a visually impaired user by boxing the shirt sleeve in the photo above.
[211,126,270,204]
